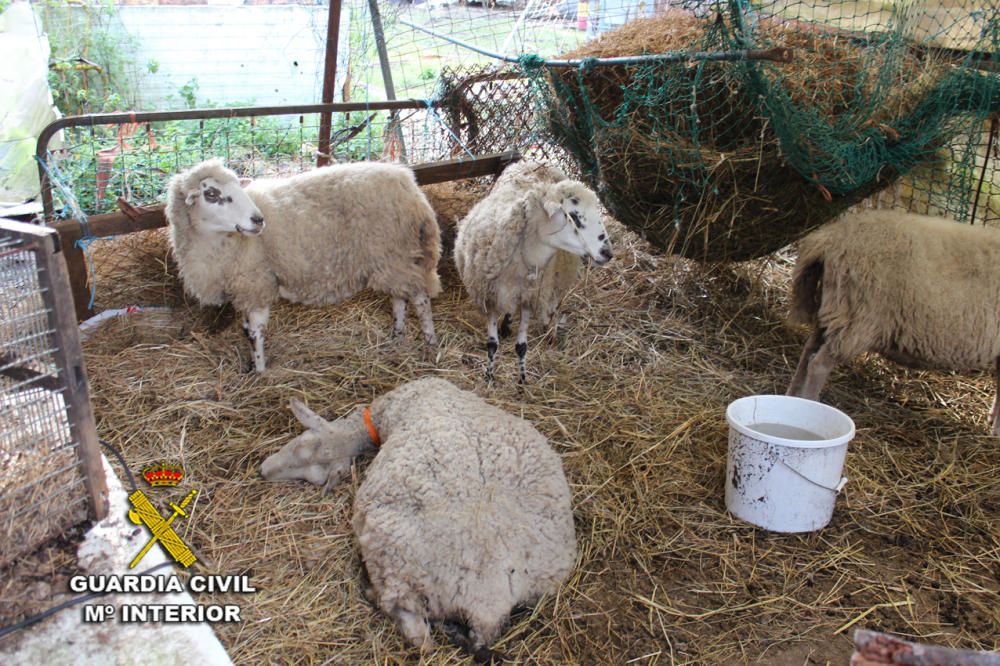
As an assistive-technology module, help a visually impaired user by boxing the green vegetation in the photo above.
[38,0,141,115]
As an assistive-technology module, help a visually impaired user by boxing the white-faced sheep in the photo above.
[787,208,1000,434]
[260,377,577,658]
[165,159,441,372]
[454,160,613,382]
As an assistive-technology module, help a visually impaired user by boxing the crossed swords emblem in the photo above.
[127,488,198,569]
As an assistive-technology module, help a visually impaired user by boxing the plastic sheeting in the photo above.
[0,1,62,204]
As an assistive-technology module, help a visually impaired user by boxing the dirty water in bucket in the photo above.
[746,422,824,441]
[725,395,855,533]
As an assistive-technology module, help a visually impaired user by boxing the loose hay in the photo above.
[35,197,1000,662]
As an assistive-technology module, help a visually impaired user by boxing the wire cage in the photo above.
[0,220,107,569]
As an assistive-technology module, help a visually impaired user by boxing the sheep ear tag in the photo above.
[363,407,381,447]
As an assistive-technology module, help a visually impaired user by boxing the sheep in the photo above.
[787,208,1000,434]
[454,160,614,382]
[165,158,441,372]
[260,377,577,657]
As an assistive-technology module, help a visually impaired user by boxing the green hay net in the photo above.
[521,0,1000,261]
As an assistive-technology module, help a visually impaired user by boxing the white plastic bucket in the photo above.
[725,395,855,533]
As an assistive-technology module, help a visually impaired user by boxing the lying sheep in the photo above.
[260,377,577,657]
[787,208,1000,434]
[454,161,614,382]
[165,159,441,372]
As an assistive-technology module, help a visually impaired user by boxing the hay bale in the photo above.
[538,11,952,260]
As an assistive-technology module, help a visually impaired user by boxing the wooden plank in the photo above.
[31,227,109,522]
[63,242,93,322]
[413,150,521,185]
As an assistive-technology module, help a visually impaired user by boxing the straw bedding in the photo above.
[5,184,998,662]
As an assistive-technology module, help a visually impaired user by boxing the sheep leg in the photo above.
[486,313,499,382]
[787,328,824,397]
[410,293,437,346]
[516,307,531,384]
[798,341,837,402]
[390,607,433,651]
[991,357,1000,436]
[391,297,406,337]
[243,307,270,373]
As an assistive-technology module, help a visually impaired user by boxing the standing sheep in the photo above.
[454,161,614,382]
[260,377,577,657]
[787,208,1000,435]
[165,159,441,372]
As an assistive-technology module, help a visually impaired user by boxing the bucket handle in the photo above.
[778,458,848,495]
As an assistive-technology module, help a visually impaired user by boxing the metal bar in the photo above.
[317,0,344,168]
[971,114,998,225]
[29,224,109,522]
[36,100,440,217]
[398,19,794,67]
[10,484,89,523]
[369,0,407,162]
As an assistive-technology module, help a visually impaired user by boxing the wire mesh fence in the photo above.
[29,0,1000,263]
[0,222,106,569]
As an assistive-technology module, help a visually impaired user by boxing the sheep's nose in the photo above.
[251,214,265,228]
[600,246,614,262]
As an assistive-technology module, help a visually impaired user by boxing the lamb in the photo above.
[787,208,1000,434]
[454,160,614,381]
[165,158,441,372]
[260,377,577,657]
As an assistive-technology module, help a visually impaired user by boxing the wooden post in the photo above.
[62,242,93,322]
[368,0,407,162]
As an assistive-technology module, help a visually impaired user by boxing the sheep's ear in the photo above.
[239,177,252,188]
[542,197,563,218]
[184,188,201,206]
[289,399,330,433]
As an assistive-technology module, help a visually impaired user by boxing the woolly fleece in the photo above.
[453,160,583,323]
[790,208,1000,369]
[357,377,577,648]
[165,159,441,315]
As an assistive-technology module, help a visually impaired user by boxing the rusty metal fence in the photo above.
[0,220,108,569]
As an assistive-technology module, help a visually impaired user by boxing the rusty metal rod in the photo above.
[398,19,794,66]
[35,100,439,219]
[971,113,998,225]
[317,0,343,167]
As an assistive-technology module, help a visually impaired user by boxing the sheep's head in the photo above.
[542,181,613,266]
[260,400,373,493]
[171,159,265,237]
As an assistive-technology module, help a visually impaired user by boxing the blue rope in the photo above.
[35,155,90,236]
[423,98,475,160]
[74,236,114,311]
[36,155,104,309]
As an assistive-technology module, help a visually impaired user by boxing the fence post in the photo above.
[317,0,344,168]
[32,225,109,521]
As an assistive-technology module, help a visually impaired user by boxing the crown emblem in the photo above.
[142,462,184,488]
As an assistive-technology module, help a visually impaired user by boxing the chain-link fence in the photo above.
[0,221,107,569]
